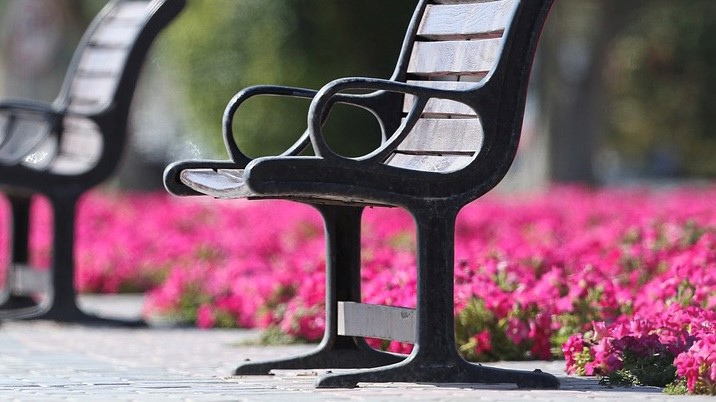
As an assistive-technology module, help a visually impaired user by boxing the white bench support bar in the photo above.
[12,265,48,295]
[337,301,416,344]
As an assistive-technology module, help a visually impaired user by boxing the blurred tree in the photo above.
[543,0,716,184]
[0,0,88,100]
[606,0,716,178]
[539,0,645,184]
[159,0,414,159]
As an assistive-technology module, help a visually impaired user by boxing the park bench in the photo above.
[0,0,185,325]
[165,0,557,388]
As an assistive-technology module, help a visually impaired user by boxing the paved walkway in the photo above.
[0,295,710,401]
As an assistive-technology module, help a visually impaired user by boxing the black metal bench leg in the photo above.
[0,194,145,327]
[235,205,403,375]
[0,195,38,310]
[316,203,560,389]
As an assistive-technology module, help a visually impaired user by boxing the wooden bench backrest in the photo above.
[385,0,521,173]
[24,0,184,175]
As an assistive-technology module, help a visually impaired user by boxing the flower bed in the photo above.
[2,186,715,394]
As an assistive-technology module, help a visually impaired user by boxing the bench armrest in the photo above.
[222,85,318,166]
[0,99,62,165]
[307,77,482,163]
[223,84,395,166]
[0,99,60,115]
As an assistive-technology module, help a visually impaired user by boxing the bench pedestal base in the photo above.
[316,353,560,389]
[0,194,145,327]
[0,295,38,310]
[0,298,146,327]
[236,205,404,375]
[315,204,559,389]
[235,336,402,375]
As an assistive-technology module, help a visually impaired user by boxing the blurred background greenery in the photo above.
[2,0,716,189]
[541,0,716,184]
[160,0,414,158]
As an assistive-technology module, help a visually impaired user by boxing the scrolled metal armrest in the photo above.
[222,85,318,166]
[0,98,59,115]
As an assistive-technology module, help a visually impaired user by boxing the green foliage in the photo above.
[552,314,586,354]
[258,325,302,345]
[456,299,498,362]
[209,309,239,329]
[692,375,716,396]
[569,347,594,377]
[596,348,677,389]
[600,369,641,388]
[614,350,677,388]
[257,284,296,325]
[607,1,716,177]
[158,0,413,158]
[455,298,539,362]
[664,378,689,395]
[173,282,209,324]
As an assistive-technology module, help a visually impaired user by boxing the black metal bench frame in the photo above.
[165,0,557,388]
[0,0,186,325]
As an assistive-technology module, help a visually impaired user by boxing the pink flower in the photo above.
[506,318,530,346]
[279,302,325,342]
[591,337,622,374]
[196,305,215,329]
[591,321,609,341]
[7,185,716,393]
[562,334,588,375]
[473,330,492,355]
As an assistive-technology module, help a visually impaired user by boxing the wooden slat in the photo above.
[68,76,117,111]
[397,118,483,153]
[384,117,483,172]
[50,155,97,174]
[337,302,416,344]
[110,1,150,22]
[419,0,518,40]
[385,153,474,172]
[89,23,141,48]
[433,0,504,4]
[406,80,481,91]
[404,97,477,117]
[63,116,100,134]
[408,38,502,77]
[59,130,102,159]
[217,169,244,181]
[77,47,128,77]
[70,76,117,99]
[180,168,254,199]
[59,116,101,158]
[403,81,478,117]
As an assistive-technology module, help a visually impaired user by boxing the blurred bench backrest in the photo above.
[31,0,184,176]
[64,1,162,114]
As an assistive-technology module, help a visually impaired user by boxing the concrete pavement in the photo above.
[0,295,708,401]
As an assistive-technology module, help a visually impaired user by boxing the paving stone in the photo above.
[0,295,711,400]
